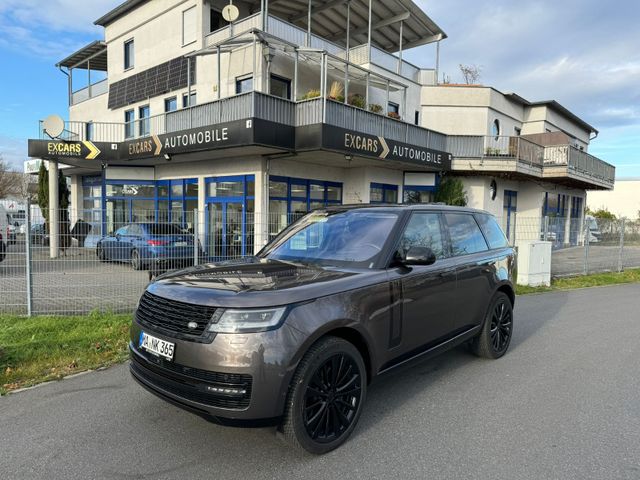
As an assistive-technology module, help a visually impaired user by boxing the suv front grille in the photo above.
[135,291,216,339]
[131,351,252,410]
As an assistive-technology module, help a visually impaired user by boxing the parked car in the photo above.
[129,205,516,454]
[0,204,9,262]
[585,215,601,243]
[30,223,50,246]
[97,223,196,270]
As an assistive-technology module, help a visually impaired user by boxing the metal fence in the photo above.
[1,209,639,316]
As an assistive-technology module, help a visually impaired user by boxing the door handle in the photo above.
[438,268,456,277]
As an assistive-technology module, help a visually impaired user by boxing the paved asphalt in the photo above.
[1,284,640,480]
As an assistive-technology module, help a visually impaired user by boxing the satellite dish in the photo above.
[43,114,65,139]
[222,4,240,22]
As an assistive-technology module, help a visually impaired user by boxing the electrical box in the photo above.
[516,241,552,287]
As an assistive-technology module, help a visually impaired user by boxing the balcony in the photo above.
[447,135,614,189]
[70,78,108,105]
[204,12,424,84]
[543,145,615,190]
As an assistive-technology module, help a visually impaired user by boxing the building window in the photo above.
[85,122,94,141]
[503,190,518,241]
[138,105,150,137]
[492,119,501,139]
[370,183,398,204]
[124,39,134,70]
[414,111,420,125]
[403,172,437,204]
[270,75,291,100]
[157,179,198,227]
[182,6,197,46]
[210,8,228,33]
[269,176,343,238]
[236,76,253,94]
[124,109,135,139]
[182,92,196,107]
[164,97,177,112]
[388,102,399,114]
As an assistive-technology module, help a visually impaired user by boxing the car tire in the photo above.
[471,291,513,359]
[97,245,107,262]
[131,249,143,270]
[280,336,367,455]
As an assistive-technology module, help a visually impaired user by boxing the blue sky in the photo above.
[0,0,638,178]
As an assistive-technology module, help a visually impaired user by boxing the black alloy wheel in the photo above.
[303,353,362,443]
[471,291,513,359]
[281,337,367,454]
[490,299,512,354]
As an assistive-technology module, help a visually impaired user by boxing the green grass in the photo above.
[516,268,640,295]
[0,312,132,395]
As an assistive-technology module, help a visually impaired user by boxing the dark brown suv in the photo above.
[130,205,516,453]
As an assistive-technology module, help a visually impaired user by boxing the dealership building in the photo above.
[27,0,615,258]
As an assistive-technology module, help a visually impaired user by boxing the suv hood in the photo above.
[147,258,388,308]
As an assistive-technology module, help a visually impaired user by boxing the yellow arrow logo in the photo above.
[378,136,389,159]
[152,135,162,156]
[82,141,101,160]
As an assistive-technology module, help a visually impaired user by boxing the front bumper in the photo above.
[129,320,301,424]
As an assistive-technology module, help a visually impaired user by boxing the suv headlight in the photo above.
[208,307,288,333]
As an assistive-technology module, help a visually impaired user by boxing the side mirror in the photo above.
[404,246,437,266]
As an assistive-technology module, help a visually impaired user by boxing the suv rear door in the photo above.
[442,212,495,333]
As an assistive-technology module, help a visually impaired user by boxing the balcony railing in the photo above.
[204,13,421,82]
[447,135,615,186]
[297,97,447,150]
[70,78,108,105]
[447,135,544,167]
[544,145,615,184]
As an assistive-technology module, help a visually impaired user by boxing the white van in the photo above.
[585,215,601,243]
[0,204,10,262]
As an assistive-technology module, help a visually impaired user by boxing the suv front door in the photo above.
[390,211,458,356]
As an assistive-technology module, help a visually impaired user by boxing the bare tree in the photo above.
[459,64,482,85]
[0,153,29,200]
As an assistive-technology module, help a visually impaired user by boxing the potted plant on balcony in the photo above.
[347,93,366,109]
[328,81,345,103]
[301,89,321,100]
[387,111,401,120]
[369,103,383,114]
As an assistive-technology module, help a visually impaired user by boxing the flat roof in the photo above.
[95,0,446,53]
[56,40,108,70]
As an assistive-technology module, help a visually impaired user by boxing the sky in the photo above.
[0,0,638,177]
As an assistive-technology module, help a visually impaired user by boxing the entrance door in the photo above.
[206,201,245,260]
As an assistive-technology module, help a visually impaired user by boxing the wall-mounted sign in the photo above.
[28,139,107,162]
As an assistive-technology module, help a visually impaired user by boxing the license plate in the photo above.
[173,241,188,247]
[139,331,175,361]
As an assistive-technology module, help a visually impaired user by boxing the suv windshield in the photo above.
[262,210,399,267]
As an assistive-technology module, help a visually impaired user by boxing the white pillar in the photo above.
[197,176,206,249]
[48,161,59,258]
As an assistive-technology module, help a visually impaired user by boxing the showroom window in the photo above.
[269,176,342,239]
[157,178,198,228]
[370,183,398,204]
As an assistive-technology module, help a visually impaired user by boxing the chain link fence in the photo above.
[1,208,639,315]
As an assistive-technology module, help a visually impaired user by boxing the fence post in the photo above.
[193,208,199,267]
[25,202,34,316]
[617,218,625,273]
[583,222,590,276]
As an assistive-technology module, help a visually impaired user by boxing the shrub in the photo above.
[347,93,366,109]
[369,103,383,113]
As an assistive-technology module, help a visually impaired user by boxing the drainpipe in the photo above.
[307,0,312,47]
[58,66,71,106]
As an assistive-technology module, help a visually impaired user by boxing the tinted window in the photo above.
[476,214,509,249]
[115,226,128,236]
[144,224,184,235]
[444,213,488,256]
[400,213,446,259]
[264,210,399,267]
[128,225,143,236]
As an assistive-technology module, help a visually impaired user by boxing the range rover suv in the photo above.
[130,205,516,454]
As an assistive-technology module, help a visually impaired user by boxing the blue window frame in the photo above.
[164,96,177,112]
[503,190,518,241]
[370,183,398,204]
[156,178,198,228]
[269,176,343,239]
